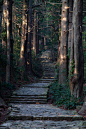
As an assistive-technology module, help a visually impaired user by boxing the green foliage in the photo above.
[32,51,43,77]
[48,81,83,109]
[82,31,86,80]
[84,86,86,95]
[70,60,75,77]
[55,63,59,79]
[0,44,7,79]
[12,64,23,81]
[0,82,15,90]
[83,16,86,25]
[1,25,7,42]
[0,0,3,5]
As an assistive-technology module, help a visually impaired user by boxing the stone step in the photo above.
[40,79,56,82]
[43,71,55,73]
[23,83,49,88]
[8,114,84,121]
[43,73,55,76]
[12,87,48,96]
[43,68,55,71]
[39,81,53,83]
[43,66,55,69]
[0,120,85,129]
[6,98,47,102]
[7,101,47,104]
[9,95,47,99]
[43,77,55,79]
[43,64,55,67]
[6,97,47,100]
[6,104,84,121]
[11,94,47,97]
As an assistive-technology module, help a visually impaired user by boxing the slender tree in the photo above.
[36,14,39,54]
[6,0,10,83]
[33,10,37,55]
[9,0,14,78]
[20,0,27,79]
[59,0,68,84]
[2,0,7,47]
[68,0,73,48]
[27,0,32,73]
[33,0,39,55]
[69,0,84,98]
[0,0,3,44]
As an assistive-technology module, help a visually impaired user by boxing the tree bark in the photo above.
[6,0,10,83]
[33,10,37,55]
[9,0,13,77]
[36,14,39,54]
[0,0,3,44]
[59,0,68,84]
[27,0,32,73]
[33,0,39,55]
[69,0,84,98]
[20,0,27,79]
[2,0,7,47]
[68,0,73,48]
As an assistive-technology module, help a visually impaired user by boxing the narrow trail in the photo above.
[0,50,85,129]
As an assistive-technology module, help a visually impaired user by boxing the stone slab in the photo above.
[0,120,84,129]
[12,87,48,96]
[23,83,49,88]
[40,78,56,82]
[10,95,47,99]
[7,104,83,121]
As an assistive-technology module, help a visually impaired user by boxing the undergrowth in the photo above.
[48,81,84,109]
[32,51,43,78]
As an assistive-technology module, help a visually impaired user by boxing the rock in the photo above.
[6,107,11,115]
[78,101,86,115]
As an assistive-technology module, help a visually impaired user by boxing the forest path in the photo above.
[0,50,85,128]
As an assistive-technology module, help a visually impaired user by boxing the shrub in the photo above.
[48,81,83,109]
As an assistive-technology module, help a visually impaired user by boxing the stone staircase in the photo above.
[40,50,56,79]
[5,50,56,105]
[0,50,85,129]
[5,79,56,105]
[6,83,49,104]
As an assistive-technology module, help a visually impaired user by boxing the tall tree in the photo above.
[68,0,73,48]
[9,0,13,72]
[33,0,39,55]
[36,13,39,54]
[59,0,68,84]
[27,0,32,73]
[0,0,3,44]
[33,10,37,55]
[6,0,10,83]
[69,0,84,98]
[20,0,27,79]
[2,0,7,47]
